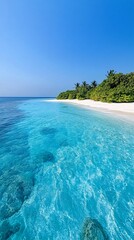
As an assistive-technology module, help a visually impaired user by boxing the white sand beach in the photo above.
[45,99,134,121]
[45,99,134,114]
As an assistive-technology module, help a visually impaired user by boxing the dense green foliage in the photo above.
[57,81,97,100]
[57,71,134,102]
[90,72,134,102]
[57,90,77,99]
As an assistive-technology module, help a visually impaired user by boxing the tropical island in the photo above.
[57,70,134,103]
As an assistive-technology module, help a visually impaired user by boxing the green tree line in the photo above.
[57,71,134,102]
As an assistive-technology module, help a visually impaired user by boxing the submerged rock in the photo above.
[40,127,57,135]
[0,221,20,240]
[81,218,109,240]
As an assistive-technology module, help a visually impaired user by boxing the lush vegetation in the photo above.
[57,81,97,100]
[57,71,134,102]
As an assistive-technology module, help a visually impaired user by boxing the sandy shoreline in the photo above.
[44,99,134,121]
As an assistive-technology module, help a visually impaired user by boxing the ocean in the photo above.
[0,97,133,240]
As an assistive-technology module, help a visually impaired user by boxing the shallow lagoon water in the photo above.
[0,98,133,240]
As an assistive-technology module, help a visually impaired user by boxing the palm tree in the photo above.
[91,80,97,88]
[82,81,87,87]
[75,83,80,91]
[106,70,116,77]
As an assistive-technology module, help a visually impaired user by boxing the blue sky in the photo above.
[0,0,134,97]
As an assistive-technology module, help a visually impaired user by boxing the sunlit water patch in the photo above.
[0,98,133,240]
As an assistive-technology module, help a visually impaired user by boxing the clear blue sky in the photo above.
[0,0,134,97]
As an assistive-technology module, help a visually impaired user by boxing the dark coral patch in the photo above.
[81,218,109,240]
[42,151,55,163]
[61,105,68,108]
[0,221,20,240]
[59,139,68,147]
[36,151,55,164]
[0,174,34,220]
[40,127,57,135]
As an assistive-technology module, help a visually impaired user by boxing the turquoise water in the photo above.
[0,98,133,240]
